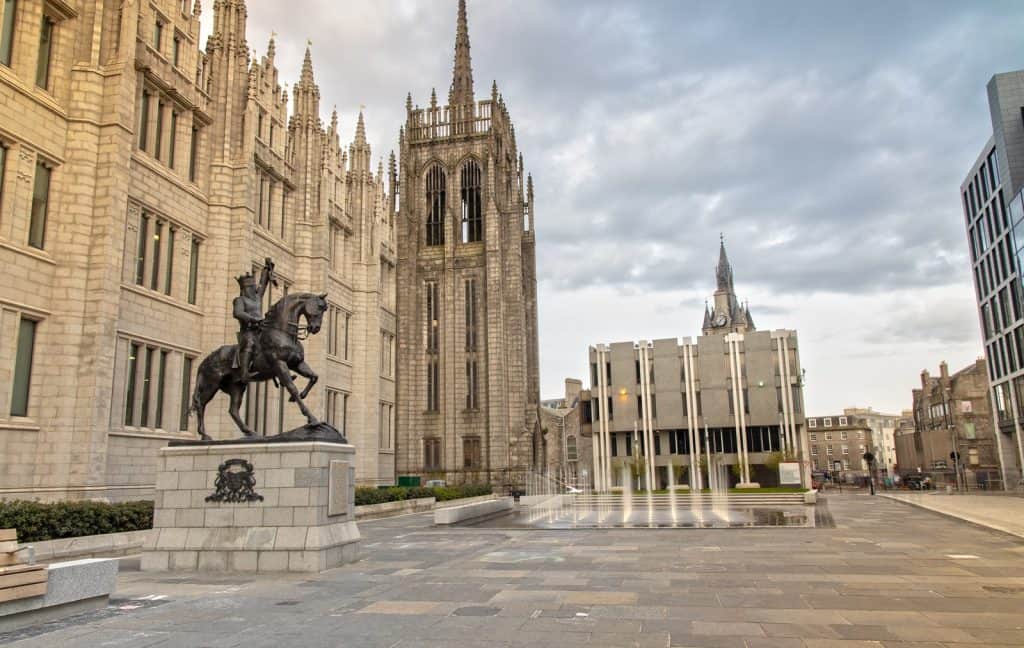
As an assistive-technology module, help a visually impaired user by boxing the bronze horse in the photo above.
[190,292,329,440]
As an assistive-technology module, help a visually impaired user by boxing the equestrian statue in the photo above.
[189,257,339,441]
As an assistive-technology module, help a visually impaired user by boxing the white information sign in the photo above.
[778,462,801,485]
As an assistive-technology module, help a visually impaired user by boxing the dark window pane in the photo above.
[29,162,50,249]
[10,317,36,416]
[35,15,53,89]
[0,0,16,66]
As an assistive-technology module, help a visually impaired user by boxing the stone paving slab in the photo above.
[1,495,1024,647]
[882,492,1024,539]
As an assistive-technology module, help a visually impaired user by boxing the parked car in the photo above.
[902,475,925,490]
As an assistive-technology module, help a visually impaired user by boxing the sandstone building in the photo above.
[961,69,1024,487]
[0,0,396,500]
[585,241,810,490]
[907,360,1001,488]
[394,0,541,487]
[538,379,591,488]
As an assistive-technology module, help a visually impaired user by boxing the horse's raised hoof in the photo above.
[199,433,212,441]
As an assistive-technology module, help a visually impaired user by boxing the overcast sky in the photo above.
[210,1,1024,414]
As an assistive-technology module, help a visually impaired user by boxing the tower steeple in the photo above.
[449,0,474,107]
[703,235,754,335]
[716,233,733,292]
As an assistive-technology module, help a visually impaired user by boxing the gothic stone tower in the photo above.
[395,0,541,487]
[702,237,755,335]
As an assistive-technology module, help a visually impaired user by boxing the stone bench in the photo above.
[434,497,513,525]
[0,558,118,633]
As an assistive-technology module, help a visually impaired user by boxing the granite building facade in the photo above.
[394,0,541,487]
[585,241,810,490]
[0,0,396,500]
[908,360,1001,488]
[806,414,875,479]
[961,68,1024,487]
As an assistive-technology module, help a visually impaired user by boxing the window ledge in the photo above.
[0,420,41,432]
[0,239,57,266]
[111,428,195,441]
[121,283,204,315]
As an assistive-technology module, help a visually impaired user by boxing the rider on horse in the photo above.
[233,258,275,381]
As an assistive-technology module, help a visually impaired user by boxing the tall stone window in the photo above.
[188,125,199,182]
[424,438,441,470]
[0,144,8,221]
[463,437,481,469]
[179,356,193,431]
[28,160,50,249]
[426,280,439,412]
[0,0,16,67]
[425,165,445,246]
[35,13,54,90]
[10,317,37,417]
[132,210,178,297]
[460,160,482,243]
[566,435,578,462]
[380,331,394,378]
[187,237,200,304]
[326,389,348,437]
[379,402,393,450]
[464,278,478,352]
[123,342,170,430]
[139,91,151,151]
[153,16,164,52]
[327,305,350,360]
[465,360,478,411]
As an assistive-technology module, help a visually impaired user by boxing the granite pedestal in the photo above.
[142,440,360,573]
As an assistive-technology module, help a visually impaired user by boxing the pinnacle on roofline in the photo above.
[450,0,474,106]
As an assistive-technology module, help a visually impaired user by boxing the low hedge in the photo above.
[354,483,492,506]
[0,500,154,543]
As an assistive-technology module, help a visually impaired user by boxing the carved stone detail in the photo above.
[206,459,264,503]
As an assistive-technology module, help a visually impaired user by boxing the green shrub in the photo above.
[0,500,153,543]
[353,483,493,506]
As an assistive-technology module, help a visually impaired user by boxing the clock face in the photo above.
[714,314,727,326]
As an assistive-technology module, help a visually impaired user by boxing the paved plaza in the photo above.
[882,493,1024,540]
[3,494,1024,647]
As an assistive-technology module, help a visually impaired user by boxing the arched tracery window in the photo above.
[460,160,482,243]
[426,165,446,246]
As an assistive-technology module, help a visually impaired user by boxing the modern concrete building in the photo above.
[394,0,541,488]
[843,407,900,477]
[806,414,875,480]
[585,241,809,490]
[908,360,1001,488]
[961,68,1024,487]
[0,0,396,500]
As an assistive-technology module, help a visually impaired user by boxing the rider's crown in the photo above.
[236,272,257,289]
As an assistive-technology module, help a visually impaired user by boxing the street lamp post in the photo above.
[943,387,962,492]
[862,451,876,495]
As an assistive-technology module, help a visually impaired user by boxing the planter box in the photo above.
[355,497,435,520]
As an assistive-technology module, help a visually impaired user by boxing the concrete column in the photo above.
[639,342,655,490]
[732,335,750,484]
[726,335,744,483]
[684,342,701,490]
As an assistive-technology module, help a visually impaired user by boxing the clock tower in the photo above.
[702,236,755,335]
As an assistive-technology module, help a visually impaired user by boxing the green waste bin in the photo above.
[397,475,421,488]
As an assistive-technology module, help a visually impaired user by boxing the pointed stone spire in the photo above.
[716,234,733,292]
[406,92,413,113]
[267,32,276,59]
[491,80,498,101]
[355,110,367,145]
[193,0,202,17]
[449,0,474,107]
[430,88,438,109]
[299,43,315,88]
[330,106,338,132]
